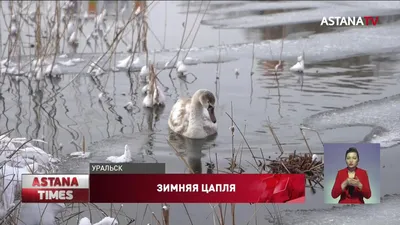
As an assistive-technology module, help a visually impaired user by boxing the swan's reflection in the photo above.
[178,75,190,97]
[168,131,217,174]
[292,72,304,90]
[143,105,165,132]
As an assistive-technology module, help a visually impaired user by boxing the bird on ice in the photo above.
[290,54,305,73]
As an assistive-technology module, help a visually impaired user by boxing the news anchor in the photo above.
[331,147,371,204]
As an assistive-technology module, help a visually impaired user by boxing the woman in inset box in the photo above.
[331,147,372,204]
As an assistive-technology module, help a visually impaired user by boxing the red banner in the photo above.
[90,174,305,203]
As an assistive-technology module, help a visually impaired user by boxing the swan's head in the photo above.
[297,55,303,62]
[197,90,217,123]
[176,61,183,67]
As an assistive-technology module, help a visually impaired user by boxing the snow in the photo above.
[79,217,119,225]
[106,145,132,163]
[0,135,62,224]
[69,151,92,158]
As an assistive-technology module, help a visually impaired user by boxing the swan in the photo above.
[168,89,217,139]
[289,55,304,73]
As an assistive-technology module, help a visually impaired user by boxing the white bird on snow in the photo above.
[290,54,305,73]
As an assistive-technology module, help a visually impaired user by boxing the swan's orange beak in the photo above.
[208,106,217,123]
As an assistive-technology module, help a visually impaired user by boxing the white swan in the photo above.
[168,89,217,139]
[290,55,304,73]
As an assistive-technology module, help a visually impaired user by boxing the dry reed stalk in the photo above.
[95,2,154,74]
[231,203,236,225]
[300,126,324,146]
[0,4,2,56]
[148,64,156,97]
[217,203,224,225]
[300,127,313,155]
[41,56,94,105]
[141,10,149,65]
[161,204,169,225]
[229,102,235,171]
[165,2,190,78]
[47,1,62,77]
[266,121,284,157]
[152,212,162,225]
[225,112,259,169]
[82,135,86,154]
[35,1,41,57]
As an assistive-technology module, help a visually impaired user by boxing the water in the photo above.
[1,1,400,224]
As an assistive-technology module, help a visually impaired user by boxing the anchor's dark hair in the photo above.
[345,147,359,162]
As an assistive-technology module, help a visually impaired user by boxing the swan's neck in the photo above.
[188,99,203,124]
